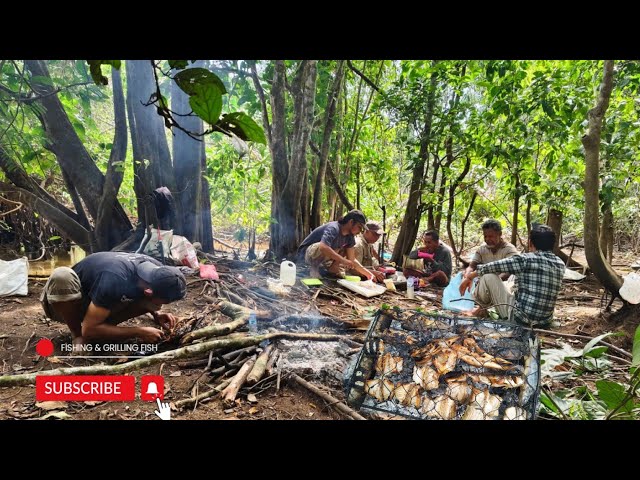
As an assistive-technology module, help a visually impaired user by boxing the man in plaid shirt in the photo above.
[459,225,565,326]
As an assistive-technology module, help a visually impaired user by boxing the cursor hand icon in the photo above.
[154,397,171,420]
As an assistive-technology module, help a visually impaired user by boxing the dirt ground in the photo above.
[1,247,638,421]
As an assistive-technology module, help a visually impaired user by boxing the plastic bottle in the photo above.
[280,260,297,286]
[406,277,415,299]
[248,312,258,334]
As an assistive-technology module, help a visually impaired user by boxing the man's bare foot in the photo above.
[71,336,89,356]
[461,307,488,318]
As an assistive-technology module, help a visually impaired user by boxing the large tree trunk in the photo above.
[95,67,128,251]
[269,61,317,259]
[310,61,344,229]
[170,62,211,248]
[547,208,584,269]
[24,60,132,248]
[511,174,520,246]
[581,60,622,295]
[126,60,180,231]
[391,66,438,266]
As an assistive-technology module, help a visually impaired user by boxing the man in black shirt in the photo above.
[40,252,186,347]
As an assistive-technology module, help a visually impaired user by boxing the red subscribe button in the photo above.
[36,375,135,401]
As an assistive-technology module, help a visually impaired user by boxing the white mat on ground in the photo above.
[0,257,28,296]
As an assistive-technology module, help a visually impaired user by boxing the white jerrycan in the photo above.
[280,260,297,286]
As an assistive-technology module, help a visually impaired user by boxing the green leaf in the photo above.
[633,325,640,368]
[86,60,121,86]
[30,75,54,86]
[582,332,620,356]
[189,84,223,125]
[174,68,227,95]
[217,112,266,145]
[48,236,61,241]
[596,380,633,413]
[168,60,189,70]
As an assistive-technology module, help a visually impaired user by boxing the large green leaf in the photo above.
[217,112,266,145]
[189,84,223,125]
[582,332,621,357]
[168,60,189,70]
[596,380,634,414]
[174,68,227,96]
[87,60,121,86]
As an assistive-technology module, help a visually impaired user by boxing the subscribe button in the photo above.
[36,375,136,401]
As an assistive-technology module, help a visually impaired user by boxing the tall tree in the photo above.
[582,60,622,295]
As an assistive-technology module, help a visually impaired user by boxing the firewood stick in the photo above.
[265,348,280,376]
[221,355,256,406]
[289,373,366,420]
[246,345,273,385]
[175,378,232,409]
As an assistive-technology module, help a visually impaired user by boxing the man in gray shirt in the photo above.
[464,219,519,281]
[403,230,452,287]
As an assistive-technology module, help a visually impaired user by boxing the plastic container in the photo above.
[248,312,258,334]
[280,260,297,286]
[442,272,476,311]
[406,277,415,299]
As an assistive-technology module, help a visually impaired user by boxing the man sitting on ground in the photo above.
[464,219,519,281]
[459,225,565,327]
[40,251,186,347]
[403,230,452,287]
[297,209,377,282]
[348,220,385,282]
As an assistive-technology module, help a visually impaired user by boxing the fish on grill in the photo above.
[422,395,457,420]
[445,377,473,403]
[381,330,418,346]
[392,383,422,408]
[467,374,524,389]
[461,389,502,420]
[503,406,526,420]
[413,365,440,390]
[365,378,395,402]
[376,353,403,376]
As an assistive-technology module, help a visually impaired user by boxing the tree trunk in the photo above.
[446,154,471,259]
[269,61,317,259]
[599,204,613,262]
[95,67,128,251]
[126,60,180,231]
[24,60,131,247]
[310,61,344,229]
[547,208,584,269]
[391,66,438,266]
[581,60,622,295]
[511,174,520,245]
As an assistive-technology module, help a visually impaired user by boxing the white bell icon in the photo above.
[145,381,159,396]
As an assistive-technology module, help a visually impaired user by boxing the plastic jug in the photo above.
[280,260,297,286]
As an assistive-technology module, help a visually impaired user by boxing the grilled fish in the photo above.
[423,395,457,420]
[445,378,473,403]
[503,406,526,420]
[376,353,403,376]
[413,365,440,390]
[392,383,422,408]
[467,374,524,389]
[364,378,395,402]
[462,389,502,419]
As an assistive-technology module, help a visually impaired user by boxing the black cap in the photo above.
[136,262,186,302]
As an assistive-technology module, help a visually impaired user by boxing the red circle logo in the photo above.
[36,339,54,357]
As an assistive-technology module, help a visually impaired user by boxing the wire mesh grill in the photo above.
[346,309,540,420]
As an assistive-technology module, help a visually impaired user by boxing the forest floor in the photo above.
[0,247,638,421]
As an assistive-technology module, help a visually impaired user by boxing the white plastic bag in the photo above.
[0,257,28,296]
[170,235,199,269]
[143,226,173,260]
[620,272,640,305]
[442,272,477,312]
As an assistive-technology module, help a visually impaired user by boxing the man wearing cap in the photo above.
[297,209,378,282]
[40,251,186,347]
[349,220,386,282]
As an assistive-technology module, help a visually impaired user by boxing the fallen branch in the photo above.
[180,301,255,344]
[289,373,365,420]
[534,328,632,359]
[246,344,273,385]
[265,347,280,376]
[221,355,256,406]
[0,332,346,387]
[174,378,232,409]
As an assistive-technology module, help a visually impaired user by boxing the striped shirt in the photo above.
[477,251,565,326]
